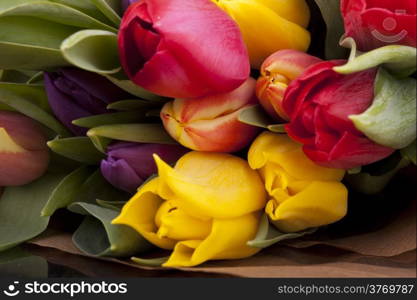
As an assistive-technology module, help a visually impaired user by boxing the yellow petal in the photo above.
[112,178,176,249]
[163,213,261,267]
[214,0,310,68]
[267,181,348,233]
[254,0,310,28]
[156,201,212,241]
[154,152,267,219]
[0,128,26,153]
[249,132,345,181]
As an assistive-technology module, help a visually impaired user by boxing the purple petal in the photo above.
[60,68,131,104]
[101,157,144,193]
[107,142,189,180]
[44,72,90,136]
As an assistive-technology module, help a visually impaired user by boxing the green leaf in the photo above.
[49,0,111,24]
[47,137,105,164]
[105,73,167,102]
[345,158,410,194]
[61,30,120,74]
[41,166,95,217]
[107,99,162,111]
[314,0,348,59]
[247,214,317,248]
[0,1,117,33]
[90,0,122,26]
[0,82,50,112]
[89,134,112,153]
[349,68,416,149]
[238,105,286,132]
[96,199,126,210]
[0,41,68,70]
[0,87,71,136]
[75,170,131,204]
[72,111,149,129]
[334,41,417,77]
[69,202,152,257]
[0,16,77,49]
[131,256,169,267]
[0,247,48,278]
[0,70,34,83]
[87,123,178,144]
[401,140,416,165]
[0,173,65,251]
[238,105,271,129]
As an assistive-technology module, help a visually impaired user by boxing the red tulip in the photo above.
[341,0,416,51]
[0,111,50,186]
[282,60,395,169]
[118,0,250,98]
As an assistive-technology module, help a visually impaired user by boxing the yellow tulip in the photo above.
[213,0,311,68]
[113,151,267,267]
[248,132,348,232]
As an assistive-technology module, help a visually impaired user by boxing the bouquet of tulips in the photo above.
[0,0,415,272]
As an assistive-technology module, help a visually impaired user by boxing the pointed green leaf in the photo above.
[334,43,417,77]
[314,0,348,59]
[47,137,105,164]
[238,105,285,133]
[0,70,33,83]
[131,256,169,267]
[61,30,120,74]
[0,2,117,33]
[350,68,416,149]
[267,124,287,133]
[88,123,178,144]
[0,88,71,136]
[105,73,167,102]
[26,71,44,84]
[69,202,153,257]
[90,0,122,26]
[41,166,95,217]
[401,140,416,165]
[238,105,270,128]
[49,0,111,24]
[107,99,161,111]
[247,214,317,248]
[88,134,112,153]
[0,173,65,251]
[72,111,149,129]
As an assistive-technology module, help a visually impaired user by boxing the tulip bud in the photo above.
[161,78,260,152]
[100,142,188,193]
[0,111,49,186]
[44,68,131,136]
[256,50,322,121]
[118,0,250,98]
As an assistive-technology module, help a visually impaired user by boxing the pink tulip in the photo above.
[161,78,260,152]
[118,0,250,98]
[0,111,50,186]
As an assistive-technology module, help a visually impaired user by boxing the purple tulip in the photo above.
[44,68,131,135]
[122,0,138,13]
[100,142,188,193]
